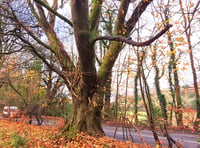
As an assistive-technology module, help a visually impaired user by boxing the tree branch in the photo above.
[17,35,65,80]
[125,0,153,34]
[33,0,73,27]
[0,47,23,55]
[113,0,130,36]
[8,4,54,53]
[89,0,103,33]
[92,24,172,46]
[8,79,28,106]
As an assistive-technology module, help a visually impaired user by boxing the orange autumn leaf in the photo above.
[181,66,187,71]
[189,2,194,8]
[176,37,184,42]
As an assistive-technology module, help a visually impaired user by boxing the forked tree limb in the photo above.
[92,24,172,46]
[33,0,73,27]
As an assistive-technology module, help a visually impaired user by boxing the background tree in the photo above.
[112,55,124,119]
[0,3,22,88]
[153,0,183,126]
[137,50,162,146]
[41,53,66,117]
[178,0,200,128]
[151,44,167,121]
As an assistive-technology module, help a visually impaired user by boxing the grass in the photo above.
[197,138,200,143]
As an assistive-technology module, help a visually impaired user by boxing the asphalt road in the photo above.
[103,125,200,148]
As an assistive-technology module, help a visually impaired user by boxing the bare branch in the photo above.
[17,35,65,80]
[92,24,172,46]
[33,0,73,27]
[0,47,23,55]
[7,3,54,53]
[125,0,153,34]
[183,0,200,32]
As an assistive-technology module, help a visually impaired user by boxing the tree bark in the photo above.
[134,73,139,124]
[68,89,104,135]
[187,39,200,128]
[69,0,104,134]
[104,73,112,119]
[152,45,168,120]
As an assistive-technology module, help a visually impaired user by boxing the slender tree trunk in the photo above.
[186,35,200,128]
[115,74,119,118]
[115,68,123,119]
[134,24,140,124]
[104,73,112,119]
[124,62,130,116]
[142,69,161,147]
[173,69,183,126]
[155,76,168,120]
[134,73,139,124]
[168,60,177,126]
[168,34,183,126]
[152,45,168,120]
[0,12,4,68]
[138,51,161,147]
[139,70,161,147]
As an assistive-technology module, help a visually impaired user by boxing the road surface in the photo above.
[103,125,200,148]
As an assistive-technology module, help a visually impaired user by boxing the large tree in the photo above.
[2,0,171,135]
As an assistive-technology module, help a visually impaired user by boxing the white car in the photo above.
[3,106,20,118]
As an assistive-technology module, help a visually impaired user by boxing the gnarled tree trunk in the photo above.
[69,91,104,135]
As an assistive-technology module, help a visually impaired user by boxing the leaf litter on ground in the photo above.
[0,120,151,147]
